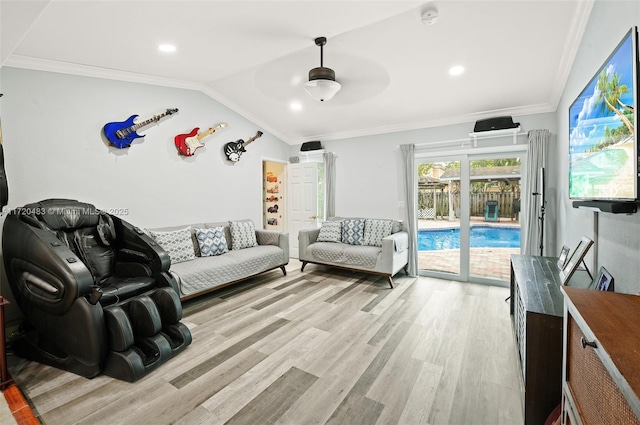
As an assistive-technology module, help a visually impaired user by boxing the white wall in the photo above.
[291,112,557,236]
[0,67,290,227]
[0,67,290,323]
[554,0,640,294]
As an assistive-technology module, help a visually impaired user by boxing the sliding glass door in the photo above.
[417,151,524,285]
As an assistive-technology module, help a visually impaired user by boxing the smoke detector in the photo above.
[421,8,439,25]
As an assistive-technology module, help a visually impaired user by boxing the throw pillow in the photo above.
[149,227,196,264]
[341,218,365,245]
[195,227,228,256]
[229,220,258,250]
[317,220,342,242]
[364,219,393,247]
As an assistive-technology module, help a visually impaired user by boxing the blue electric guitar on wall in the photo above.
[103,108,178,149]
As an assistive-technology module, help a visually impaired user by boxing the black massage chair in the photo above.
[2,199,192,382]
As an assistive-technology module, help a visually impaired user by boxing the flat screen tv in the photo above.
[569,27,639,201]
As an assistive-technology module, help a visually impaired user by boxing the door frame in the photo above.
[416,145,528,285]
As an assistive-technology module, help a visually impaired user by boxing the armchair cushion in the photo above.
[317,220,342,242]
[364,219,393,247]
[195,227,228,257]
[341,218,365,245]
[229,220,258,250]
[149,227,195,264]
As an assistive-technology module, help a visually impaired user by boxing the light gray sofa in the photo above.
[148,220,288,300]
[298,217,409,288]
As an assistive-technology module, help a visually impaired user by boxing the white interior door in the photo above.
[287,162,319,258]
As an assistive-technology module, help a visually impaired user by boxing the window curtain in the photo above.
[521,129,550,255]
[400,144,418,276]
[323,152,336,219]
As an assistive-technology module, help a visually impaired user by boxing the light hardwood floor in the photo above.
[7,261,524,425]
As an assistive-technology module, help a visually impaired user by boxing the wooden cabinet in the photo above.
[510,255,565,425]
[561,287,640,425]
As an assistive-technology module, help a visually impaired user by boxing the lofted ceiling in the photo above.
[1,1,593,144]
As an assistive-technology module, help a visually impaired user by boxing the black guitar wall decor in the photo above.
[224,131,263,162]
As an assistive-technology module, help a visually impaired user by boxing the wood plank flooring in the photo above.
[6,261,524,425]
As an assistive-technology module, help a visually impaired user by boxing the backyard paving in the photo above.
[418,217,520,282]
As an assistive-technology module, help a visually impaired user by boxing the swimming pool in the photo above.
[418,226,520,251]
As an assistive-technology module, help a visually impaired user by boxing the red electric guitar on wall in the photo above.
[174,122,229,156]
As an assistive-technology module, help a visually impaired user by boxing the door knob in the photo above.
[309,215,317,219]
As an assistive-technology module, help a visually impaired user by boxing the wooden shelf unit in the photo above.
[561,287,640,424]
[510,255,592,425]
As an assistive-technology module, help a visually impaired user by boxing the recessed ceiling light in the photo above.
[449,65,465,76]
[290,101,303,111]
[158,44,176,53]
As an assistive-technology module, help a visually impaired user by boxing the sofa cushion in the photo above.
[149,227,196,264]
[364,219,393,247]
[229,220,258,250]
[170,245,285,296]
[317,220,342,242]
[309,242,380,269]
[195,227,228,257]
[341,219,365,245]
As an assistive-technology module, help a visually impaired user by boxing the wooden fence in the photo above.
[419,191,520,219]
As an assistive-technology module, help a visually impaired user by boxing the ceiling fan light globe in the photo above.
[304,79,341,102]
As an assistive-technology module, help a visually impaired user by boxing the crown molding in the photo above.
[304,102,556,143]
[2,55,294,144]
[2,54,564,146]
[548,0,594,110]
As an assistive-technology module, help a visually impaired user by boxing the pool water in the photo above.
[418,226,520,251]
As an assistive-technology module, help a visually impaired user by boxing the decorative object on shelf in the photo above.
[473,116,520,132]
[557,245,570,268]
[560,236,594,284]
[266,172,278,182]
[267,218,278,226]
[266,184,279,193]
[174,122,229,156]
[594,266,614,291]
[224,131,263,162]
[266,195,278,202]
[267,204,278,213]
[304,37,341,102]
[300,141,323,151]
[103,108,178,149]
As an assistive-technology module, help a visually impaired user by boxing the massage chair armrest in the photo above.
[2,214,94,315]
[114,261,152,277]
[110,215,171,275]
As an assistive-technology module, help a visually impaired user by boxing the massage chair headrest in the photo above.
[21,198,101,231]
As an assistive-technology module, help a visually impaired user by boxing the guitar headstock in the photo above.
[166,108,179,115]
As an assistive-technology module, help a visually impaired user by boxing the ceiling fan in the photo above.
[304,36,341,102]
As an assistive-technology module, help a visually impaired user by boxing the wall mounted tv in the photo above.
[569,26,639,201]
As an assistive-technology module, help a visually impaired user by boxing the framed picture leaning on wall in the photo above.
[557,245,570,268]
[594,266,614,291]
[560,236,594,285]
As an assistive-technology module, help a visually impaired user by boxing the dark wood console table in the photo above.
[509,254,590,425]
